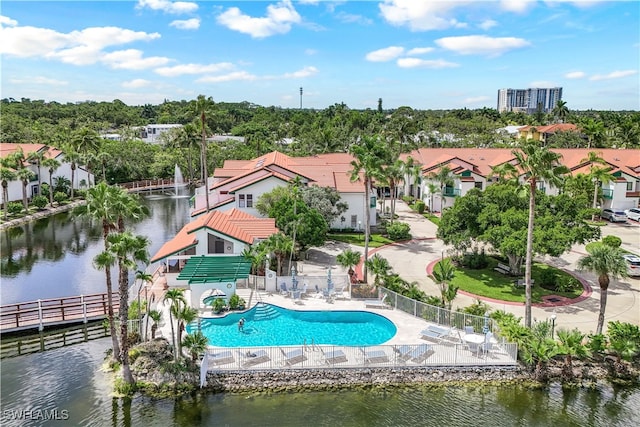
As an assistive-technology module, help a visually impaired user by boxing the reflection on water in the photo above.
[1,338,639,427]
[0,193,191,305]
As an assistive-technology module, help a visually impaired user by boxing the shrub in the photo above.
[461,299,491,316]
[461,250,489,270]
[537,268,558,288]
[32,195,48,210]
[212,298,226,313]
[386,221,411,240]
[54,191,68,205]
[415,200,425,214]
[228,293,245,310]
[555,275,579,292]
[401,195,413,204]
[7,202,23,215]
[602,235,622,248]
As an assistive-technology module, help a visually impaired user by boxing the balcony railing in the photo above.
[442,187,461,197]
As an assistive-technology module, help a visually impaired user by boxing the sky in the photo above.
[1,1,638,111]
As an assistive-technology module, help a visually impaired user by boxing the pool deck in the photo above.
[158,290,519,372]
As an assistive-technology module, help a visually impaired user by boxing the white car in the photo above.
[601,209,627,223]
[623,254,640,277]
[624,208,640,222]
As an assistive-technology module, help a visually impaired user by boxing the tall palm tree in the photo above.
[135,270,153,337]
[16,168,35,213]
[71,127,101,186]
[426,183,439,213]
[148,309,163,340]
[27,150,45,191]
[194,95,214,212]
[349,135,387,282]
[513,141,569,328]
[552,100,569,123]
[163,288,186,360]
[580,119,606,149]
[92,249,120,361]
[428,165,454,212]
[176,305,198,359]
[107,231,150,385]
[62,148,82,199]
[263,232,294,276]
[41,157,60,206]
[0,166,16,220]
[580,151,612,221]
[577,244,628,334]
[364,254,392,287]
[555,328,588,380]
[384,159,405,223]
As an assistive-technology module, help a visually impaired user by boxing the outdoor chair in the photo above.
[365,293,389,309]
[240,349,271,368]
[322,348,348,365]
[210,350,235,366]
[281,348,307,367]
[361,348,390,365]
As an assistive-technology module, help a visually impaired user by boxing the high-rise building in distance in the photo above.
[497,87,562,114]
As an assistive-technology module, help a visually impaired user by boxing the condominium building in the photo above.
[497,87,562,114]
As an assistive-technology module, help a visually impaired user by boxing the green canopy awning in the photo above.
[176,255,251,284]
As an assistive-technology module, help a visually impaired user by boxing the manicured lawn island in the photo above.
[436,257,583,303]
[327,233,394,248]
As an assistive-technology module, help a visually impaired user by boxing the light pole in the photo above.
[550,313,557,339]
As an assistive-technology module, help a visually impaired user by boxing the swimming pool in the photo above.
[187,303,397,347]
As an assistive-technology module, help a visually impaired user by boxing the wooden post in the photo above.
[37,299,44,332]
[81,295,87,324]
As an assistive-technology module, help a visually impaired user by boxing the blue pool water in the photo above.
[188,303,397,347]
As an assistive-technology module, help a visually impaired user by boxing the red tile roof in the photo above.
[0,143,63,166]
[151,209,278,262]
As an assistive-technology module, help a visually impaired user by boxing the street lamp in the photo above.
[550,313,557,339]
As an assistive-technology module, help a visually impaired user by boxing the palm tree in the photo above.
[521,336,558,382]
[580,119,606,149]
[425,183,439,213]
[336,248,362,284]
[384,159,405,223]
[349,135,387,282]
[27,150,45,191]
[0,166,16,220]
[16,167,35,213]
[552,100,569,123]
[182,331,208,362]
[62,148,82,199]
[556,328,588,380]
[364,254,392,287]
[490,162,518,184]
[580,151,612,221]
[135,270,153,337]
[107,231,150,385]
[513,141,569,328]
[428,165,454,212]
[402,156,422,200]
[431,258,457,309]
[92,249,120,361]
[194,94,214,212]
[176,305,198,359]
[163,288,186,360]
[577,244,628,334]
[263,232,294,276]
[41,157,60,206]
[71,127,101,186]
[149,309,163,340]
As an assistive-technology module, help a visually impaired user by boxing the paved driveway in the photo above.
[368,200,639,335]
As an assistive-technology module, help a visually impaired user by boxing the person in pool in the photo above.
[238,318,245,332]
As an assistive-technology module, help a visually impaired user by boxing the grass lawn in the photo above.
[423,213,440,226]
[327,233,394,248]
[438,257,583,303]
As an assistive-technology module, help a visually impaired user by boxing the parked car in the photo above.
[624,208,640,222]
[622,254,640,277]
[601,209,627,222]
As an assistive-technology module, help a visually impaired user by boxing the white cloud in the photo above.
[379,0,469,31]
[479,19,498,30]
[197,71,258,83]
[136,0,198,15]
[565,71,586,79]
[435,35,530,56]
[397,57,459,69]
[155,63,235,77]
[365,46,404,62]
[283,66,319,78]
[406,47,434,55]
[101,49,170,70]
[500,0,536,13]
[122,79,152,88]
[0,15,18,27]
[217,0,301,38]
[589,70,637,81]
[170,18,200,30]
[335,12,373,25]
[464,96,491,104]
[10,76,67,86]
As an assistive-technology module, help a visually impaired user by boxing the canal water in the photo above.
[2,192,640,426]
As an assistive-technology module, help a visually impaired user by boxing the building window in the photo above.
[474,182,483,190]
[627,182,633,191]
[238,194,253,208]
[351,215,357,229]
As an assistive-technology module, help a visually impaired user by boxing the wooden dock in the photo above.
[0,293,120,333]
[118,178,179,193]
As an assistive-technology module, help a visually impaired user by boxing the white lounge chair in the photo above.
[365,293,389,309]
[419,325,451,342]
[210,350,235,366]
[361,348,389,365]
[241,349,271,368]
[281,348,307,366]
[322,348,348,365]
[394,344,433,363]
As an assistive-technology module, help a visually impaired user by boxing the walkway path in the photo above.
[365,200,639,335]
